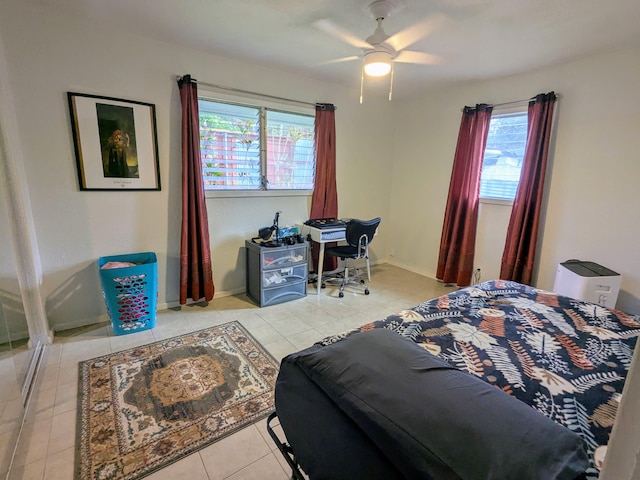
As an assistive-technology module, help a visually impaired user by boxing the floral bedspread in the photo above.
[320,280,640,478]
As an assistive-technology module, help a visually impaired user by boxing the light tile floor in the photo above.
[8,264,455,480]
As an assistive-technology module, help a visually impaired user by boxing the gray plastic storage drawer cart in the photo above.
[245,240,308,307]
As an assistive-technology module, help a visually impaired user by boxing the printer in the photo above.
[552,260,621,308]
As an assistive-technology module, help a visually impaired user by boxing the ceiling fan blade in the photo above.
[395,50,441,65]
[313,18,373,50]
[384,13,447,52]
[315,56,361,66]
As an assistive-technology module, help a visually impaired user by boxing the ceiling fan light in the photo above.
[363,51,392,76]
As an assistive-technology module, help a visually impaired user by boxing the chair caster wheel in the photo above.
[321,283,326,289]
[339,292,344,298]
[364,289,370,295]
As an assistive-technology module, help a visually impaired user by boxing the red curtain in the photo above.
[177,75,215,304]
[310,103,338,272]
[436,104,493,286]
[500,92,557,285]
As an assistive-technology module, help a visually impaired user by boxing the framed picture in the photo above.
[67,92,161,190]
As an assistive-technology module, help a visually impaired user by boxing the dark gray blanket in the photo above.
[276,328,588,480]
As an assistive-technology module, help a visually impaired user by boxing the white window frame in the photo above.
[198,89,316,199]
[479,107,528,205]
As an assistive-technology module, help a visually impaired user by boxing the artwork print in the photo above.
[68,92,161,190]
[96,103,139,178]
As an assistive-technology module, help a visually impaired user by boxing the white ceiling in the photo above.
[40,0,640,98]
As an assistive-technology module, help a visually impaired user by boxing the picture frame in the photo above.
[67,92,161,191]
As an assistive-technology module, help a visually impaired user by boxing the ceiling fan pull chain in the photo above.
[388,62,395,101]
[359,63,365,104]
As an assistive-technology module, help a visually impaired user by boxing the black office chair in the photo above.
[324,217,381,298]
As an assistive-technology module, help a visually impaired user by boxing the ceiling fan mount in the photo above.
[365,1,394,46]
[368,0,395,22]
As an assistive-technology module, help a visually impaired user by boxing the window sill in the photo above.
[479,197,513,206]
[205,189,313,199]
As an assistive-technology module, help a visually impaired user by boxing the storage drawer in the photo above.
[245,239,308,307]
[263,264,307,288]
[262,244,307,269]
[261,280,307,307]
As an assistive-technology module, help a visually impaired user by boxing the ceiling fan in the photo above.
[314,0,445,102]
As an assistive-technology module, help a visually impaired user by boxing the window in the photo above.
[198,99,315,192]
[479,112,528,201]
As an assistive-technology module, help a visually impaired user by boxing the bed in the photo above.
[269,280,640,479]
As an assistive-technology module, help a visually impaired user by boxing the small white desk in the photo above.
[296,223,346,295]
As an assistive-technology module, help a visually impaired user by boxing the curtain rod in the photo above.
[491,97,533,108]
[461,93,560,112]
[177,76,322,109]
[460,97,531,112]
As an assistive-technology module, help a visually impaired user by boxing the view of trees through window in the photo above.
[480,112,528,201]
[198,99,315,191]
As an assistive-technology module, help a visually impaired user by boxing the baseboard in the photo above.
[384,258,438,281]
[0,328,30,344]
[51,286,249,334]
[53,263,417,334]
[160,285,246,310]
[52,314,111,333]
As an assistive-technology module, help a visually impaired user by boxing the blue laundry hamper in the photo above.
[98,251,158,335]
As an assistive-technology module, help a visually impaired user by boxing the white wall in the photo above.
[0,0,394,331]
[390,47,640,315]
[474,202,512,282]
